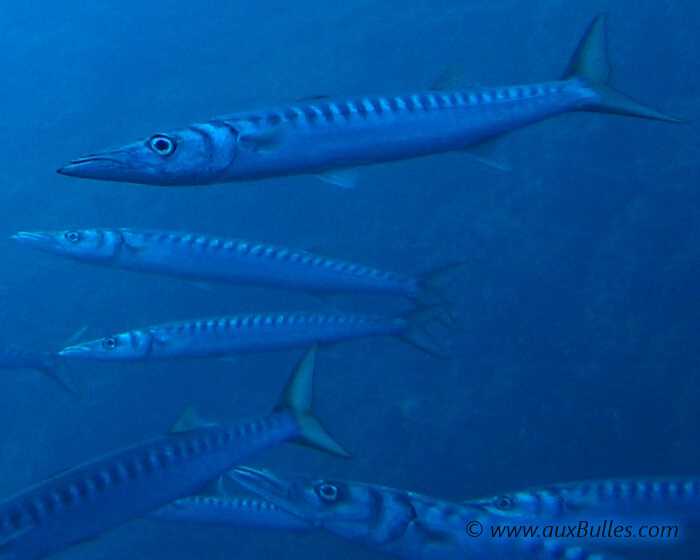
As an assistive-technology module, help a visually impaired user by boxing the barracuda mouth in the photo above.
[57,154,129,178]
[57,345,92,357]
[232,467,293,499]
[11,232,51,246]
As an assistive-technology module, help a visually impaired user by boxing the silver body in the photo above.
[13,229,424,299]
[58,312,427,361]
[59,81,600,186]
[197,81,594,183]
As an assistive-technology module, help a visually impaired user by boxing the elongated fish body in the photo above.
[12,229,429,300]
[468,477,700,524]
[58,310,446,361]
[232,467,617,560]
[57,14,683,187]
[149,493,312,532]
[0,346,348,559]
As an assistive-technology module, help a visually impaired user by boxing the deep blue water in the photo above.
[0,1,698,559]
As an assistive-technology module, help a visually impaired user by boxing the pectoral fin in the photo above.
[239,127,286,152]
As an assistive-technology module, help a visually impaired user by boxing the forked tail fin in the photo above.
[41,325,88,396]
[414,262,470,305]
[39,354,81,397]
[398,305,451,358]
[413,261,474,329]
[564,13,685,123]
[274,344,351,458]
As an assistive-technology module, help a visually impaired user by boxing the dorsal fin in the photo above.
[297,95,330,102]
[167,407,214,434]
[200,475,228,497]
[430,58,474,90]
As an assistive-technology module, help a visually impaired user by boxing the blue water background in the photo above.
[0,1,698,558]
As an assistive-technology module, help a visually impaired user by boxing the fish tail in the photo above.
[39,354,82,397]
[563,13,685,123]
[413,262,474,329]
[274,344,351,458]
[398,306,450,358]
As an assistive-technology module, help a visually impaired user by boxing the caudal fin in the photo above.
[564,13,685,123]
[39,355,81,397]
[274,344,351,458]
[413,262,473,329]
[39,326,88,396]
[397,306,451,358]
[414,262,470,305]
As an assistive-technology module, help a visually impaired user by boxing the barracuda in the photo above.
[0,346,348,560]
[13,228,460,304]
[232,467,620,560]
[57,309,447,361]
[57,14,683,187]
[467,477,700,524]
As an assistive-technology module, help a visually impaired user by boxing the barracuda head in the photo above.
[58,123,239,186]
[232,467,414,545]
[466,491,540,518]
[12,229,124,262]
[58,331,154,361]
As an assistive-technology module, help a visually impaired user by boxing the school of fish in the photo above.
[1,12,693,560]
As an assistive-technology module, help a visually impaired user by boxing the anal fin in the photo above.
[465,138,512,171]
[316,168,359,189]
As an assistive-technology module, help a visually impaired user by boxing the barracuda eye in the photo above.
[64,230,81,243]
[494,495,513,510]
[102,336,118,350]
[147,135,176,156]
[315,483,339,503]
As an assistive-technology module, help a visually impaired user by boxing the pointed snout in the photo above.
[57,345,92,358]
[11,231,54,248]
[57,153,132,181]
